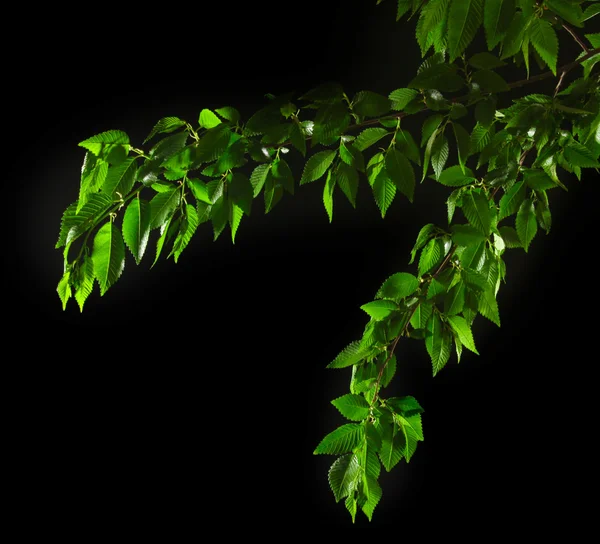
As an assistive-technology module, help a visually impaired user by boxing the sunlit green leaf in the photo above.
[448,0,484,61]
[122,196,151,265]
[314,423,365,455]
[361,300,399,320]
[332,394,371,421]
[92,222,125,296]
[385,148,415,202]
[328,341,370,369]
[376,272,420,302]
[529,17,558,75]
[425,312,452,376]
[516,198,537,252]
[300,150,337,184]
[328,454,360,502]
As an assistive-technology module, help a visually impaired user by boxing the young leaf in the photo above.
[372,170,397,218]
[352,90,392,117]
[448,0,484,61]
[74,255,95,312]
[375,272,420,302]
[361,300,399,321]
[143,117,186,144]
[328,454,360,502]
[56,194,113,249]
[529,17,558,75]
[461,189,492,235]
[92,222,125,296]
[389,88,419,110]
[335,162,360,208]
[300,150,337,184]
[478,287,501,326]
[339,143,365,172]
[379,425,406,472]
[425,312,452,376]
[418,238,444,276]
[499,180,526,220]
[250,163,272,197]
[327,341,369,369]
[483,0,515,49]
[410,223,436,264]
[198,108,222,129]
[354,128,390,151]
[332,394,371,421]
[359,475,382,522]
[314,423,365,455]
[323,170,335,223]
[149,189,180,230]
[451,224,486,247]
[438,165,475,186]
[447,315,479,354]
[515,198,537,252]
[385,148,415,202]
[122,196,151,265]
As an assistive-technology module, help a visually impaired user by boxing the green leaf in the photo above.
[289,121,307,157]
[425,313,452,376]
[56,194,113,250]
[484,161,518,188]
[210,195,228,241]
[376,272,420,302]
[328,341,369,369]
[328,454,360,502]
[78,130,130,158]
[499,180,526,220]
[475,99,497,131]
[149,189,180,230]
[470,122,493,154]
[372,170,397,218]
[546,0,584,28]
[452,122,471,172]
[395,129,421,166]
[498,225,522,248]
[198,108,223,129]
[478,287,501,326]
[483,0,515,49]
[74,255,95,312]
[335,162,360,208]
[438,165,476,186]
[583,5,600,22]
[430,135,449,180]
[418,238,444,276]
[229,173,253,216]
[448,0,484,61]
[386,396,424,417]
[515,198,537,252]
[215,106,241,124]
[359,475,382,522]
[194,124,231,163]
[263,174,283,215]
[150,131,188,162]
[524,169,556,191]
[339,143,365,172]
[332,394,371,421]
[410,223,437,265]
[379,354,397,388]
[300,150,337,184]
[229,202,243,244]
[361,300,399,321]
[250,163,271,197]
[323,170,335,223]
[352,90,391,117]
[92,222,125,296]
[122,196,151,265]
[385,148,415,202]
[379,425,406,472]
[355,128,390,151]
[143,117,186,144]
[272,158,295,195]
[471,69,510,92]
[469,51,507,69]
[529,17,558,75]
[447,315,479,354]
[421,114,444,147]
[389,88,419,110]
[314,423,365,455]
[103,157,137,197]
[444,281,466,315]
[564,141,600,168]
[451,224,486,247]
[407,64,465,92]
[461,189,492,235]
[78,157,108,212]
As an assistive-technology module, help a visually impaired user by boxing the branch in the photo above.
[562,23,589,53]
[508,47,600,90]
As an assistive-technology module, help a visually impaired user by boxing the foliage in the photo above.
[55,0,599,523]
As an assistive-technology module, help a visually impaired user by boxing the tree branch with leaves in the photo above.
[54,0,599,523]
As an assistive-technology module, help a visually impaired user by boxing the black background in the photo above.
[11,0,598,533]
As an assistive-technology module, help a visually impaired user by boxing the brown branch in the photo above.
[562,23,589,53]
[508,47,599,90]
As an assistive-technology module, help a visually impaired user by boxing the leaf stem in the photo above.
[561,23,589,53]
